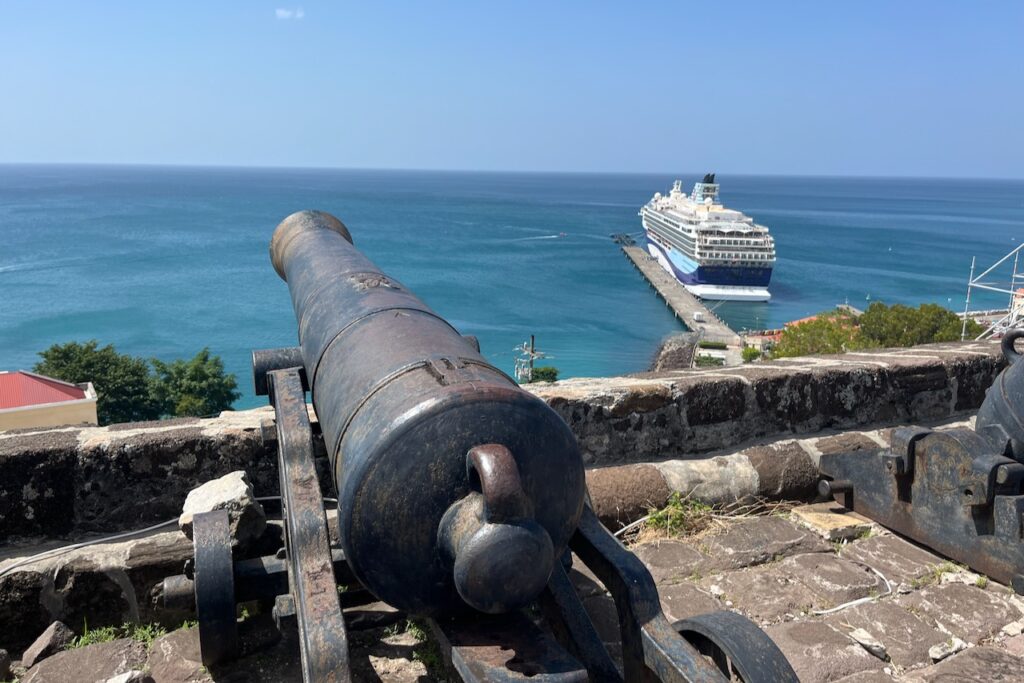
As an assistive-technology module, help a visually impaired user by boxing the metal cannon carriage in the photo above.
[163,210,797,682]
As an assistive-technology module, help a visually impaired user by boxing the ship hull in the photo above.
[645,236,772,302]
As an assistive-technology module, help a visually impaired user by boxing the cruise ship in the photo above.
[640,174,775,301]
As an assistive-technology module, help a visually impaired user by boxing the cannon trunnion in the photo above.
[163,211,797,682]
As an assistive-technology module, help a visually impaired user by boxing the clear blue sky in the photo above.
[1,2,1021,177]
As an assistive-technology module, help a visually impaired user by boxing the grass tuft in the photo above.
[645,492,712,538]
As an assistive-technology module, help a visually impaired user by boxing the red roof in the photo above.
[0,371,87,410]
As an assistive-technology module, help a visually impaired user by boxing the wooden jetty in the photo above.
[621,245,743,364]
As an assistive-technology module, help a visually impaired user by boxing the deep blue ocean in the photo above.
[2,165,1022,409]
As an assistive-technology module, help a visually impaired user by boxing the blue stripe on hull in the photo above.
[646,239,773,287]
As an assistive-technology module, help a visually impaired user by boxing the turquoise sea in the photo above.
[2,165,1022,409]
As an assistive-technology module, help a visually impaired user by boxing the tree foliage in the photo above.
[34,341,240,425]
[151,348,241,418]
[772,310,865,359]
[858,302,980,346]
[529,366,559,383]
[35,340,160,424]
[771,303,983,359]
[741,346,762,363]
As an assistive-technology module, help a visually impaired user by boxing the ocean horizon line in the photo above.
[1,161,1022,184]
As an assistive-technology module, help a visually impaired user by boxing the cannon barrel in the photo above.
[269,210,585,615]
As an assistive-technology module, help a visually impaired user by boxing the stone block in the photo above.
[898,583,1023,643]
[23,638,147,683]
[764,620,878,683]
[783,554,887,606]
[841,534,945,586]
[902,646,1023,682]
[698,516,830,572]
[630,540,707,585]
[146,627,211,683]
[179,470,266,548]
[702,566,819,622]
[791,502,873,542]
[105,671,153,683]
[833,672,894,683]
[657,582,722,623]
[824,600,946,668]
[21,620,73,668]
[1002,633,1024,657]
[0,530,194,654]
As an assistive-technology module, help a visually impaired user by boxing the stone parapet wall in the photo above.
[0,341,1003,541]
[528,341,1003,464]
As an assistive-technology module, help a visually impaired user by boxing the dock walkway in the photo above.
[621,246,743,363]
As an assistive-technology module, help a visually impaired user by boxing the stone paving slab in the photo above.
[764,620,880,683]
[702,565,820,623]
[833,672,896,683]
[823,600,947,668]
[691,515,831,572]
[841,534,947,587]
[784,553,888,606]
[897,582,1023,643]
[792,501,874,541]
[901,645,1024,682]
[630,540,707,584]
[657,581,723,623]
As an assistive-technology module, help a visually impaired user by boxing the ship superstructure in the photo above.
[640,174,775,301]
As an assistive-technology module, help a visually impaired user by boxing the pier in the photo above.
[620,245,743,365]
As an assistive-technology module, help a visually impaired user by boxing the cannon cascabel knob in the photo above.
[439,445,554,614]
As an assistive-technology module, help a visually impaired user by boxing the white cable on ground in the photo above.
[0,495,340,579]
[811,562,892,615]
[613,514,653,538]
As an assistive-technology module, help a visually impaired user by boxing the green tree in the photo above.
[34,340,160,425]
[772,310,866,359]
[150,348,241,417]
[859,302,981,346]
[741,346,762,363]
[529,366,559,383]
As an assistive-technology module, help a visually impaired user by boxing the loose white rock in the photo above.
[849,628,888,661]
[179,471,266,547]
[1001,620,1024,637]
[928,637,967,662]
[105,671,151,683]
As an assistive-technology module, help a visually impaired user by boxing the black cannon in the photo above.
[164,211,797,682]
[820,330,1024,591]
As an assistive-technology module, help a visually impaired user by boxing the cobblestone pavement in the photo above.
[574,502,1024,682]
[13,501,1024,681]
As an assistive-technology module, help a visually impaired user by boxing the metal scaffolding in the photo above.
[962,243,1024,340]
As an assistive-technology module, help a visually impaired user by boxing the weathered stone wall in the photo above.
[0,341,1003,541]
[530,340,1003,464]
[0,410,332,542]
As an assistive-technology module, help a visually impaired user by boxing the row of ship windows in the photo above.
[647,219,695,250]
[648,224,696,256]
[701,252,774,261]
[704,239,770,247]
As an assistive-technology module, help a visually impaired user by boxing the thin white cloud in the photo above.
[275,7,305,20]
